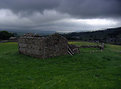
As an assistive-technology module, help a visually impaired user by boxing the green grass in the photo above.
[69,41,97,46]
[0,42,121,89]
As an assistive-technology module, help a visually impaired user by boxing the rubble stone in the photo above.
[18,33,69,58]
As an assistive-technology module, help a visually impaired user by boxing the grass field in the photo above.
[0,42,121,89]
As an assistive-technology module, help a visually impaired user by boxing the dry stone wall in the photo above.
[18,33,68,58]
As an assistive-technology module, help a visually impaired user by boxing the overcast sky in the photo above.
[0,0,121,33]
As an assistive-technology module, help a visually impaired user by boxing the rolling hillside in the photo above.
[64,27,121,45]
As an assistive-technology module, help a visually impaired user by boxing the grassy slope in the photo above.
[0,42,121,89]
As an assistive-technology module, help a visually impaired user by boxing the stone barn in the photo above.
[18,33,80,59]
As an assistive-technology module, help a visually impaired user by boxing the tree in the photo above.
[0,31,14,40]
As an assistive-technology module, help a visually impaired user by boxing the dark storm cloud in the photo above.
[0,0,121,32]
[57,0,121,18]
[0,0,60,11]
[0,0,121,18]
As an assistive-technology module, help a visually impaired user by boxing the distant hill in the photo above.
[0,29,56,36]
[64,27,121,45]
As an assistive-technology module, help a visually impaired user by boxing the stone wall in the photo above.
[18,33,68,58]
[80,43,105,50]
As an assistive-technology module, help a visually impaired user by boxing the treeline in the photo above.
[0,31,14,40]
[63,27,121,45]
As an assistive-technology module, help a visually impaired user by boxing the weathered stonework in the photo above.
[18,33,69,58]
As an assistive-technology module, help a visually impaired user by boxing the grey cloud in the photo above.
[0,0,121,18]
[0,0,121,32]
[57,0,121,18]
[0,9,120,32]
[0,0,60,11]
[0,9,71,31]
